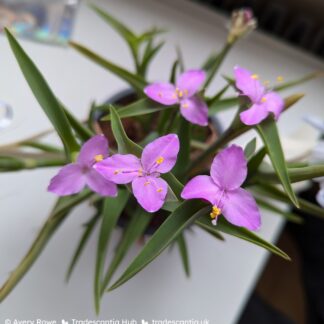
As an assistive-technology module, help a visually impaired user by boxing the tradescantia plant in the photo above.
[1,5,324,313]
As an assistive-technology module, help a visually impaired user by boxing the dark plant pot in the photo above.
[92,89,223,234]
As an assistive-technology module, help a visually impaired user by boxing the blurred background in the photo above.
[195,0,324,58]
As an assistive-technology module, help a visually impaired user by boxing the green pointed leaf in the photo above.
[0,190,93,302]
[258,164,324,184]
[203,43,232,88]
[90,5,137,45]
[173,119,191,178]
[101,208,152,293]
[208,97,239,115]
[5,28,79,157]
[108,201,207,291]
[62,105,93,141]
[255,197,303,224]
[244,137,257,161]
[197,215,290,260]
[66,210,101,281]
[256,118,299,207]
[94,189,129,313]
[273,72,323,92]
[253,183,324,220]
[101,98,174,121]
[247,147,267,176]
[207,84,230,106]
[70,42,146,92]
[109,105,142,156]
[177,233,190,277]
[139,41,165,77]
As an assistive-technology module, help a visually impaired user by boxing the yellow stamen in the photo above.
[157,187,163,193]
[176,88,183,98]
[276,76,284,82]
[114,169,120,175]
[182,103,189,109]
[138,168,143,176]
[144,181,151,186]
[251,74,259,79]
[261,97,267,103]
[210,205,221,220]
[94,154,104,162]
[156,156,164,164]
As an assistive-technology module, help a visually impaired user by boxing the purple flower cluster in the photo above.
[48,135,261,231]
[48,65,279,231]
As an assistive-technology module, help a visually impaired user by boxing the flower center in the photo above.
[210,205,221,226]
[276,76,284,82]
[94,154,104,162]
[175,88,189,99]
[261,97,267,103]
[156,156,164,165]
[251,74,259,79]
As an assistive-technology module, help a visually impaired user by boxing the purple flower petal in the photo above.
[48,163,86,196]
[86,169,117,197]
[132,176,168,212]
[262,91,284,120]
[94,154,141,184]
[144,83,178,106]
[141,134,179,174]
[77,135,109,167]
[234,66,265,103]
[181,175,221,205]
[176,69,206,97]
[180,96,208,126]
[240,103,269,126]
[222,187,261,231]
[210,145,247,191]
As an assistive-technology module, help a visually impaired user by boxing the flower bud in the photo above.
[227,8,257,44]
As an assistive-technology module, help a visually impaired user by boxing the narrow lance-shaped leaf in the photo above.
[196,215,290,260]
[94,189,129,313]
[66,210,101,281]
[257,164,324,184]
[173,119,191,179]
[101,208,153,294]
[244,137,257,161]
[177,233,190,277]
[255,197,303,224]
[69,42,146,92]
[0,190,93,302]
[101,98,174,121]
[256,118,299,207]
[5,28,79,157]
[108,201,207,291]
[253,183,324,220]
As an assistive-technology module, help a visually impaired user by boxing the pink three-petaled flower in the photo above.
[94,134,180,213]
[234,66,284,126]
[181,145,261,231]
[144,69,209,126]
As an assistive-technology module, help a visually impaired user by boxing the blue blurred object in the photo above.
[0,0,79,45]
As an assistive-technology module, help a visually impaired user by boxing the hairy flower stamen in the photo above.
[94,154,104,163]
[156,156,164,164]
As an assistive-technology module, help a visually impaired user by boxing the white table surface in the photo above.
[1,0,324,323]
